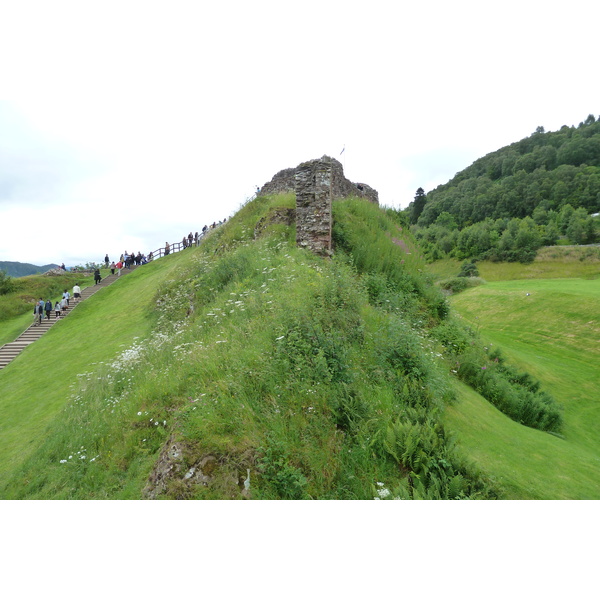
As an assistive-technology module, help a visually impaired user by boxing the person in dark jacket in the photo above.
[33,299,44,326]
[44,300,53,320]
[94,269,102,285]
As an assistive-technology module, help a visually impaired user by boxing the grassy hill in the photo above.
[0,193,596,499]
[444,277,600,498]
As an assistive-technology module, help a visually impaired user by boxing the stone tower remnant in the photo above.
[295,157,334,256]
[259,155,378,256]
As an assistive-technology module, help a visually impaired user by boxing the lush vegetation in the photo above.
[427,246,600,282]
[407,116,600,262]
[0,194,565,500]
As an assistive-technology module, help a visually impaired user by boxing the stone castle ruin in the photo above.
[259,155,378,256]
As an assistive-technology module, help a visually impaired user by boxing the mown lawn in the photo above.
[445,277,600,498]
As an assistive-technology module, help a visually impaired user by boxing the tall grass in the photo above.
[1,196,499,499]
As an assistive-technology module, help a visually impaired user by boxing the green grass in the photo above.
[444,277,600,498]
[0,252,200,487]
[0,271,95,323]
[2,193,596,499]
[0,197,499,499]
[426,251,600,282]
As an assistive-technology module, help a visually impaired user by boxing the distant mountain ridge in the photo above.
[0,261,59,278]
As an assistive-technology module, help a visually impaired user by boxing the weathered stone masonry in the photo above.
[260,155,378,255]
[295,158,334,256]
[260,156,379,205]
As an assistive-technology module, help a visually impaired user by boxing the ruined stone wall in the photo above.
[258,167,297,197]
[258,155,379,256]
[259,155,378,205]
[295,158,333,256]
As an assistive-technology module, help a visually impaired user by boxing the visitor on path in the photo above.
[116,260,123,276]
[55,301,62,319]
[110,261,116,275]
[194,232,199,246]
[61,297,68,312]
[202,225,208,234]
[188,232,193,246]
[63,289,70,306]
[44,300,53,320]
[148,252,153,262]
[33,299,44,326]
[73,283,81,302]
[182,236,188,249]
[165,242,170,256]
[94,269,102,285]
[136,252,142,265]
[104,254,110,268]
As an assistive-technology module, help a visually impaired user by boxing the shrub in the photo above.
[458,261,479,277]
[438,276,485,294]
[0,270,15,295]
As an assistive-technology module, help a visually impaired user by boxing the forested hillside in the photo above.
[408,115,600,262]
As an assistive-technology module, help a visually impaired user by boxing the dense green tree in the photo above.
[409,188,427,224]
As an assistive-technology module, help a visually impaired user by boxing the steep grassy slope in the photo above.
[445,278,600,498]
[0,194,584,499]
[0,196,502,499]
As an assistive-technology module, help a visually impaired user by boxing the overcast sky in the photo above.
[1,0,598,266]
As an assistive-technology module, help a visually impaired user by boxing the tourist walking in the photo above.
[94,269,102,285]
[116,260,123,276]
[73,283,81,303]
[44,300,53,320]
[165,242,170,256]
[104,254,109,268]
[55,301,62,319]
[33,299,44,326]
[110,261,116,275]
[63,289,70,306]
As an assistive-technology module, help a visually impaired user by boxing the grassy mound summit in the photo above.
[1,193,593,499]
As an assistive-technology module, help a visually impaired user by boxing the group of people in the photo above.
[35,219,230,327]
[170,221,227,254]
[32,285,81,326]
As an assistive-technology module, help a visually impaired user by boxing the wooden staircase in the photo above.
[0,267,137,370]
